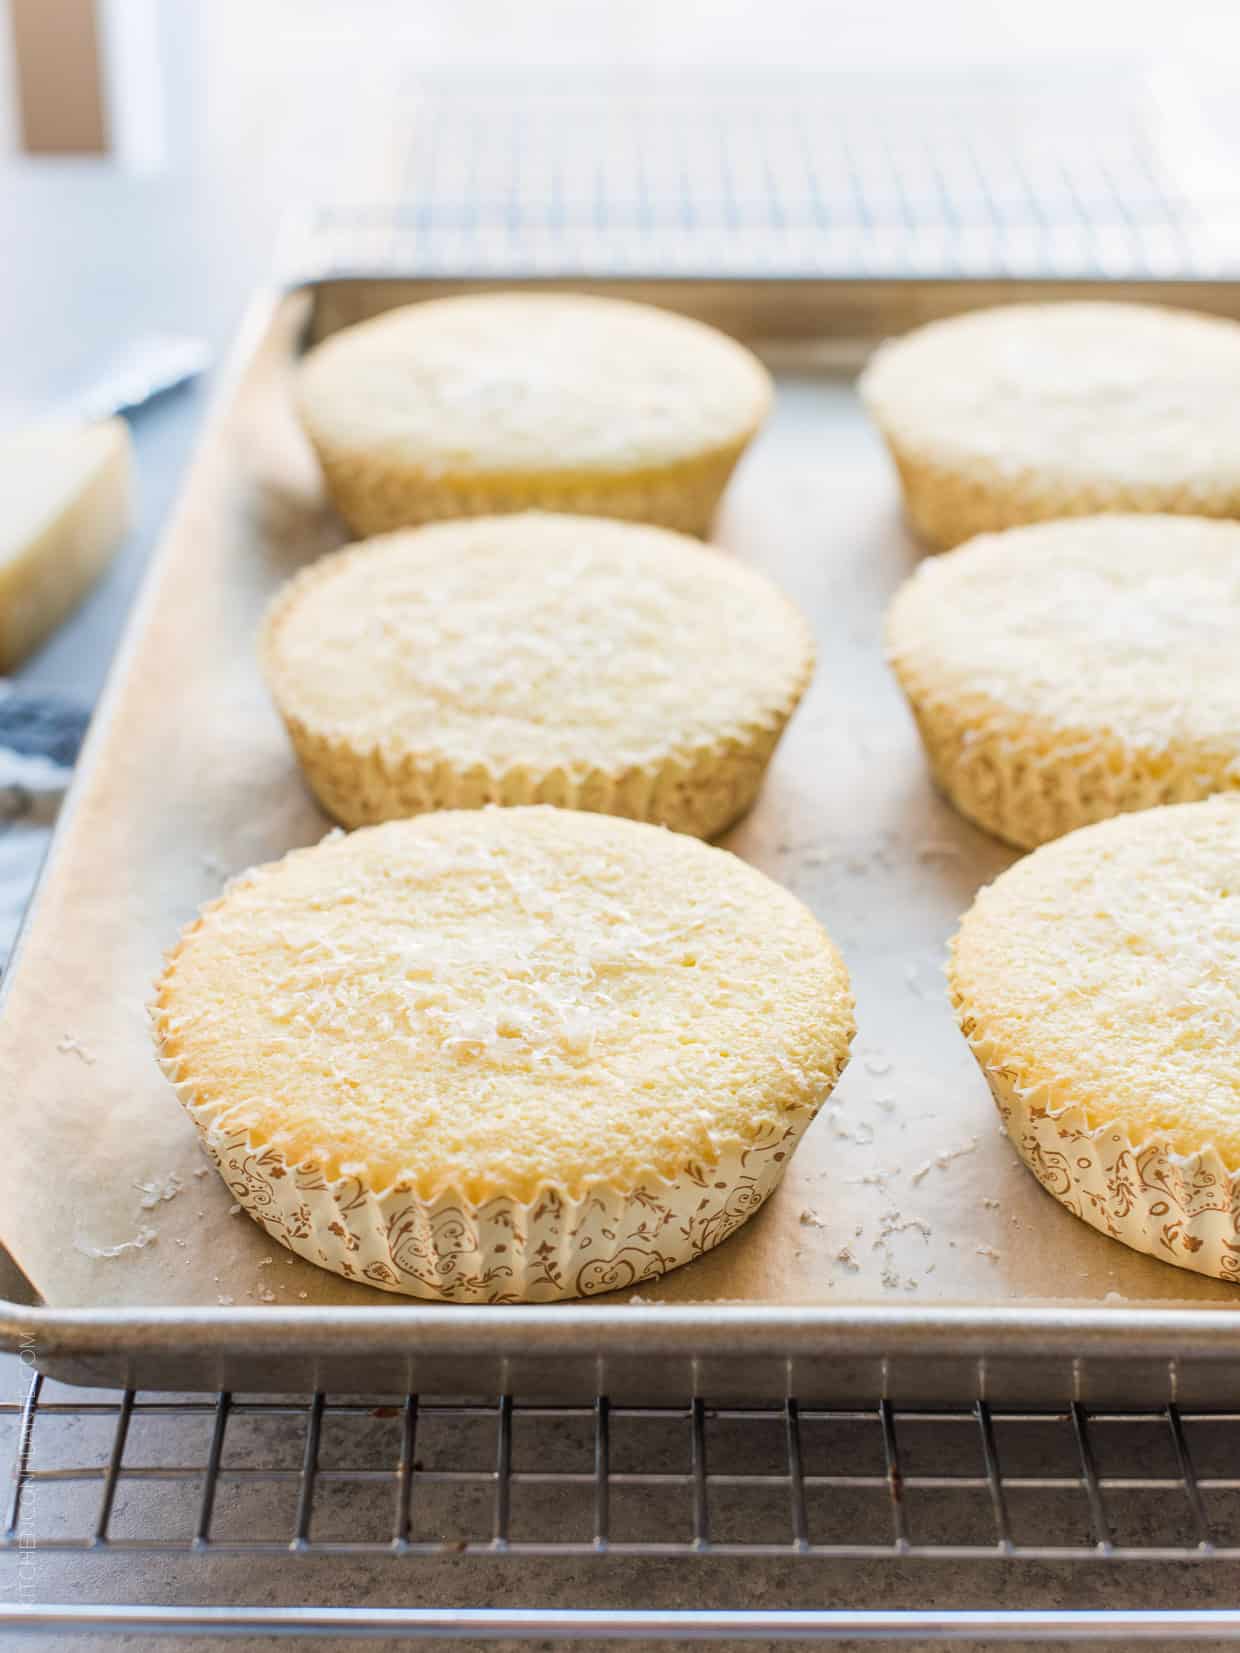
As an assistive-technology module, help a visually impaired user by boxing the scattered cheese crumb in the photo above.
[135,1174,183,1210]
[875,1210,932,1244]
[835,1246,860,1271]
[912,1137,979,1183]
[916,841,960,863]
[976,1244,1001,1262]
[75,1225,158,1259]
[56,1034,96,1065]
[938,1137,979,1169]
[847,1170,894,1188]
[228,1204,242,1216]
[798,1208,825,1228]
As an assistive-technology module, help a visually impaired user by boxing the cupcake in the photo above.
[296,292,772,538]
[859,302,1240,550]
[886,515,1240,849]
[261,512,814,838]
[950,798,1240,1281]
[153,807,855,1301]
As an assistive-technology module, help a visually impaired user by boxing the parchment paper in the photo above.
[2,289,1237,1313]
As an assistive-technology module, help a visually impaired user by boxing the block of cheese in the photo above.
[0,420,134,670]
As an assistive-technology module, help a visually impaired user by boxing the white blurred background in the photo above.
[3,1,1240,177]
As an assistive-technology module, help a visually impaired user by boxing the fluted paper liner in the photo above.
[866,436,1192,553]
[275,708,793,839]
[261,521,812,837]
[311,440,754,542]
[892,685,1240,852]
[965,1029,1240,1284]
[180,1099,816,1303]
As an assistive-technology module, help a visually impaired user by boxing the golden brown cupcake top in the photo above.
[155,808,854,1203]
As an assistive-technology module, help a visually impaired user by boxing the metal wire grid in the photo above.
[6,1372,1240,1562]
[292,72,1240,282]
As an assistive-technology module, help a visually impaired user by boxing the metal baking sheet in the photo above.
[4,274,1240,1400]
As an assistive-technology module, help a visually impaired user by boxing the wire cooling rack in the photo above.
[289,68,1240,282]
[7,1374,1240,1559]
[6,1371,1240,1639]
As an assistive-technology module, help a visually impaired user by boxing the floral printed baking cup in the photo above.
[180,1108,814,1302]
[961,1031,1240,1283]
[153,809,854,1301]
[950,798,1240,1281]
